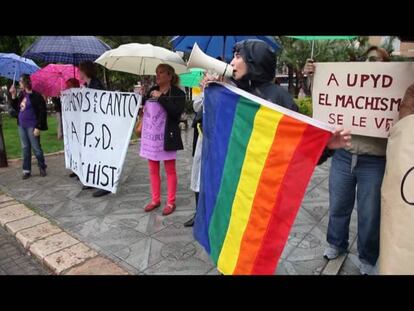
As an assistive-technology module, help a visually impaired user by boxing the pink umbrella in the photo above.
[31,64,85,97]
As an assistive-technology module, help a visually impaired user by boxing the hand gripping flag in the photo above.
[194,83,334,275]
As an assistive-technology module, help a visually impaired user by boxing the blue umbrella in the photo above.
[22,36,111,65]
[0,53,40,83]
[171,36,281,62]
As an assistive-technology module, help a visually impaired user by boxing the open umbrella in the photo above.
[171,36,281,62]
[179,68,204,88]
[23,36,111,65]
[31,64,84,97]
[0,53,40,84]
[287,36,357,59]
[95,43,187,75]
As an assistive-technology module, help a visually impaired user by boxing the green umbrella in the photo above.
[287,36,357,59]
[179,67,205,87]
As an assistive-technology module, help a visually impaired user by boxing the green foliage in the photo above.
[0,36,39,86]
[0,36,21,54]
[277,36,371,96]
[99,36,171,49]
[294,96,313,117]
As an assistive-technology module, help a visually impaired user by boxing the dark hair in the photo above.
[156,64,180,87]
[79,61,97,79]
[365,46,390,62]
[20,74,32,90]
[65,78,80,88]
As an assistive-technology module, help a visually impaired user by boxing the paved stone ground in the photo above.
[0,127,360,275]
[0,225,50,275]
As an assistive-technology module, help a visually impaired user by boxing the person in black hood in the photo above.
[230,39,299,112]
[202,39,350,151]
[183,40,351,229]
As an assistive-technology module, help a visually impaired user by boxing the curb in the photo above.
[0,193,130,275]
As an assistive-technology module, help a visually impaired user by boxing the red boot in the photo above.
[162,203,176,216]
[144,202,160,212]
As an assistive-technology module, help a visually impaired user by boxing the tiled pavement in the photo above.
[0,128,360,275]
[0,225,50,275]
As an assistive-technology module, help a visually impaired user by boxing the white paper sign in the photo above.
[312,62,414,138]
[61,88,141,193]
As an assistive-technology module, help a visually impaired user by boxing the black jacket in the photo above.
[232,39,299,112]
[232,40,335,164]
[11,91,48,130]
[85,78,105,90]
[143,85,186,151]
[52,97,61,113]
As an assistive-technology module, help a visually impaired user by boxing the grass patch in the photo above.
[1,114,64,159]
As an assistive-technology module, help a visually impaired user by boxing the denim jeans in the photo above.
[18,126,46,173]
[327,149,386,266]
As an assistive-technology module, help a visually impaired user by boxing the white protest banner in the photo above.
[61,88,141,193]
[312,62,414,138]
[379,115,414,274]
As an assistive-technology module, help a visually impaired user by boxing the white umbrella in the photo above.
[95,43,187,75]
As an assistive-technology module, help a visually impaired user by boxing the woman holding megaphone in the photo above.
[183,39,352,227]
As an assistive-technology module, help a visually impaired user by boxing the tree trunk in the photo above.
[295,69,304,97]
[103,67,110,90]
[0,115,8,168]
[287,64,295,96]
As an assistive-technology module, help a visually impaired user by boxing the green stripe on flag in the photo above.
[208,96,260,264]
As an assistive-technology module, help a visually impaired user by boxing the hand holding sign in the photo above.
[150,90,163,99]
[400,83,414,120]
[9,84,17,99]
[327,127,352,149]
[139,100,176,161]
[303,59,315,75]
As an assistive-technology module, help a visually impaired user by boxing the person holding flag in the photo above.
[186,39,351,230]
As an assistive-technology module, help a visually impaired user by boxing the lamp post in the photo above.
[0,113,8,167]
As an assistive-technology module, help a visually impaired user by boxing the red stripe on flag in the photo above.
[233,116,307,274]
[251,125,332,274]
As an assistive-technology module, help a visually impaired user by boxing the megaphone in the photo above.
[187,43,233,78]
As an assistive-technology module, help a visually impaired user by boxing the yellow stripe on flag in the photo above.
[192,86,202,97]
[217,106,283,274]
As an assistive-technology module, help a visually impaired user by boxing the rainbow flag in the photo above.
[194,83,333,275]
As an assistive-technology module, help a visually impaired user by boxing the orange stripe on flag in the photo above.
[233,115,308,274]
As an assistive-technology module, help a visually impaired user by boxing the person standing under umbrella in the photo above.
[79,60,105,90]
[78,61,109,197]
[63,78,81,179]
[184,58,223,227]
[141,64,186,216]
[187,39,351,229]
[9,74,48,179]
